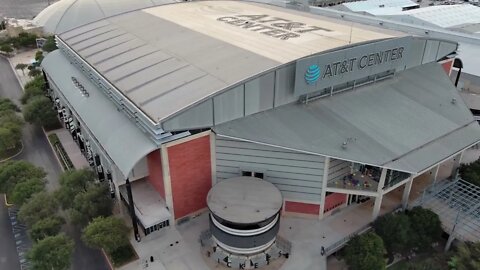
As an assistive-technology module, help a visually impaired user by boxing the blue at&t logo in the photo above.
[305,64,320,85]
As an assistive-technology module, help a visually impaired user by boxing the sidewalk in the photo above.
[8,49,38,87]
[51,129,89,170]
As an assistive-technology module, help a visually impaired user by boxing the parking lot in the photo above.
[0,201,22,270]
[0,0,55,19]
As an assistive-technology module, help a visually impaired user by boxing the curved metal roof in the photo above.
[42,50,158,177]
[33,0,178,34]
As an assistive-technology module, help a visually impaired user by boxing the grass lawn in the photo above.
[109,244,138,267]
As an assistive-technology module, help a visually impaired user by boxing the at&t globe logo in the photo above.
[305,64,320,85]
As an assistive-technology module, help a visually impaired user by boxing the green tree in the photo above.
[28,234,74,270]
[15,63,28,75]
[82,216,130,253]
[23,96,58,128]
[449,242,480,270]
[42,36,57,52]
[28,68,41,77]
[344,232,386,270]
[0,98,19,112]
[374,212,412,254]
[459,159,480,186]
[18,192,58,226]
[0,110,23,154]
[0,44,13,54]
[407,207,442,249]
[0,160,45,197]
[56,169,96,209]
[13,32,37,48]
[21,75,45,104]
[10,178,45,205]
[29,216,65,242]
[70,184,113,226]
[35,50,44,64]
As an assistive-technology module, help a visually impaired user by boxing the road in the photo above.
[0,56,109,270]
[0,0,55,19]
[0,202,21,270]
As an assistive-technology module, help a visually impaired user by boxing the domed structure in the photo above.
[33,0,178,34]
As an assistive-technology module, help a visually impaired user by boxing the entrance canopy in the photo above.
[214,63,480,174]
[42,50,158,177]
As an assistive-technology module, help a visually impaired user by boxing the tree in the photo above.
[23,96,58,128]
[0,44,13,54]
[0,160,45,197]
[459,159,480,186]
[56,169,96,209]
[407,207,442,249]
[70,184,113,226]
[28,234,74,270]
[13,32,37,48]
[0,110,23,155]
[29,216,65,242]
[35,50,44,64]
[15,63,28,75]
[28,68,41,77]
[449,242,480,270]
[0,98,19,112]
[344,232,386,270]
[42,36,57,52]
[374,212,412,254]
[22,75,45,104]
[18,192,58,226]
[82,216,130,253]
[10,178,45,205]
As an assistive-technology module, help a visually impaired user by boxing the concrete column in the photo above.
[402,176,414,210]
[209,132,217,186]
[161,145,175,225]
[451,151,464,179]
[431,164,440,186]
[372,168,388,219]
[319,157,330,219]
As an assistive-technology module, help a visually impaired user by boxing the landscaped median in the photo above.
[47,133,74,171]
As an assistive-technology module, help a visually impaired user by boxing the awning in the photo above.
[42,50,158,177]
[214,62,480,174]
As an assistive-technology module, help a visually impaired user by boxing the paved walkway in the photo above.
[52,129,90,170]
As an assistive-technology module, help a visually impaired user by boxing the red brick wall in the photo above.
[147,150,165,200]
[441,59,454,76]
[324,193,347,213]
[168,135,212,219]
[284,201,320,215]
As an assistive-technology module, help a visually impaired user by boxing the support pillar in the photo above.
[402,177,414,210]
[319,157,330,219]
[372,168,387,219]
[431,165,440,186]
[161,145,175,225]
[451,151,464,179]
[126,179,140,242]
[445,233,456,252]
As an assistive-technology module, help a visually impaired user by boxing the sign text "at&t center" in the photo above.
[217,14,332,40]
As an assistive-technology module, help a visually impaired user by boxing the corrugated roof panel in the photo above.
[83,38,145,60]
[214,63,480,173]
[72,30,128,52]
[104,51,171,81]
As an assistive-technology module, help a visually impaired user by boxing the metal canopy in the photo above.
[414,179,480,243]
[42,50,158,177]
[214,62,480,174]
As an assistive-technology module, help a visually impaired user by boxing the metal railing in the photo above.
[324,224,372,256]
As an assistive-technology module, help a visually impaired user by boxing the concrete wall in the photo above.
[215,136,325,202]
[147,150,165,200]
[129,156,148,181]
[168,133,212,220]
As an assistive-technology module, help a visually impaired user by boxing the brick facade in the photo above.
[146,150,165,199]
[284,201,320,215]
[168,135,212,220]
[324,193,347,213]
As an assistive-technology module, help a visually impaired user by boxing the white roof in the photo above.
[380,4,480,28]
[343,0,418,12]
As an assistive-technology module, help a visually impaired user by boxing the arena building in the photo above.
[39,0,480,243]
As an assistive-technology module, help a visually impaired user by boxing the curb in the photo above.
[0,141,24,163]
[5,55,26,90]
[43,128,66,173]
[4,194,13,207]
[102,249,115,270]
